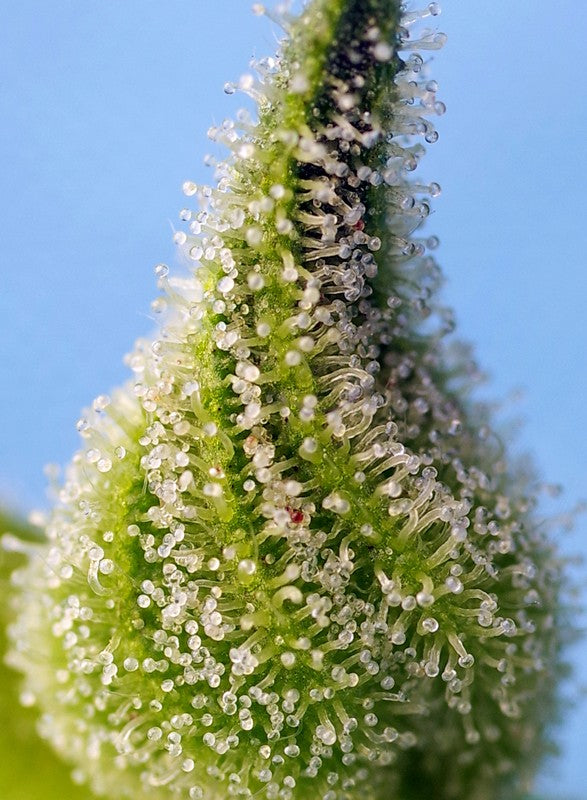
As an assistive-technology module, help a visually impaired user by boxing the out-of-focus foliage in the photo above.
[0,511,94,800]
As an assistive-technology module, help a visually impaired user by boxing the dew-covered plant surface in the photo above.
[3,2,570,800]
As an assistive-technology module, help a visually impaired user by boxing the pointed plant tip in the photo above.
[4,2,571,800]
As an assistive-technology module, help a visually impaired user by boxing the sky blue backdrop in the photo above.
[1,2,585,797]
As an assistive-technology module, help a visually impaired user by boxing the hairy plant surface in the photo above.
[6,2,564,800]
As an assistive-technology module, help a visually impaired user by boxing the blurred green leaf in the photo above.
[0,510,95,800]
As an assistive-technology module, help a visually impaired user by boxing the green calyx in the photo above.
[6,2,564,800]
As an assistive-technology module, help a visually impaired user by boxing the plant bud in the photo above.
[7,3,565,799]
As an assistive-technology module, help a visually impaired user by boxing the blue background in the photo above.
[0,2,585,797]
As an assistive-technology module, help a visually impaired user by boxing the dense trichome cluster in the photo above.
[7,2,563,800]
